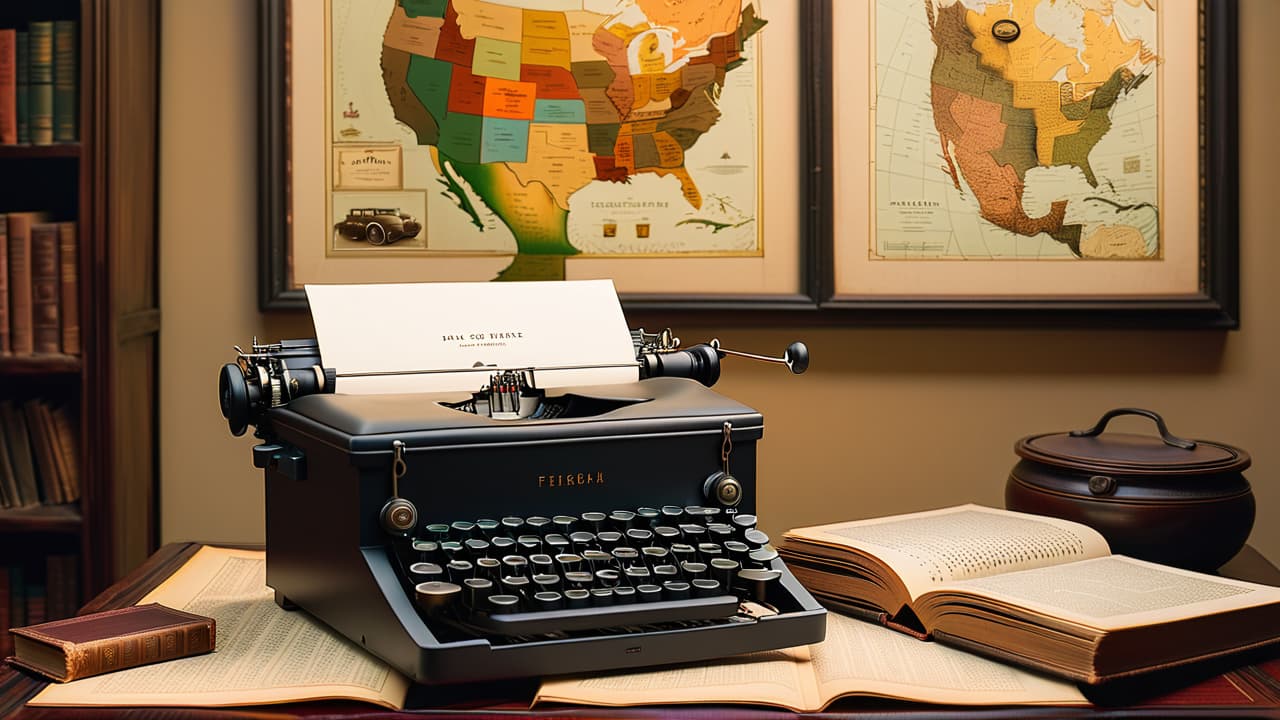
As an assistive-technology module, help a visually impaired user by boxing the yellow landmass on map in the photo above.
[451,0,522,43]
[635,0,741,65]
[565,10,610,61]
[506,124,597,211]
[1081,225,1148,258]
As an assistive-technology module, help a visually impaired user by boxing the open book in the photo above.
[778,505,1280,684]
[536,611,1086,710]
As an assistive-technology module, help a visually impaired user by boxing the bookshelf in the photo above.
[0,0,158,644]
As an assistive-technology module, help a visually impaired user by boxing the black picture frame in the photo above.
[259,0,1238,328]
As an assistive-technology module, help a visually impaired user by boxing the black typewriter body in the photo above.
[256,377,826,685]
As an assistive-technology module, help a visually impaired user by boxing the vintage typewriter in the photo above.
[217,288,825,685]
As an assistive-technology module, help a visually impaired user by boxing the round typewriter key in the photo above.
[698,543,724,562]
[624,566,652,583]
[723,540,751,565]
[582,549,612,571]
[439,541,465,561]
[653,525,680,543]
[569,531,596,553]
[652,564,679,581]
[641,546,669,563]
[500,575,531,598]
[707,523,734,540]
[475,519,500,538]
[490,536,516,553]
[749,547,779,567]
[681,561,708,580]
[613,586,637,603]
[684,505,711,519]
[680,525,707,542]
[737,568,783,603]
[408,562,444,583]
[661,505,685,522]
[501,555,529,576]
[636,507,660,526]
[446,560,474,583]
[465,538,491,558]
[532,573,561,591]
[700,507,722,521]
[450,520,476,539]
[554,553,583,573]
[565,588,591,609]
[414,581,461,615]
[517,535,542,552]
[596,531,623,551]
[424,523,450,542]
[743,528,770,549]
[692,578,722,598]
[635,584,662,602]
[612,547,640,567]
[486,594,521,614]
[411,540,440,562]
[463,577,494,608]
[544,534,570,553]
[731,513,758,533]
[564,570,594,589]
[552,515,577,534]
[608,510,636,530]
[595,568,621,587]
[533,590,564,611]
[501,516,525,535]
[626,528,654,545]
[590,587,615,606]
[475,557,501,580]
[710,558,740,590]
[581,511,607,533]
[662,581,691,601]
[525,516,551,535]
[669,543,696,563]
[529,553,554,574]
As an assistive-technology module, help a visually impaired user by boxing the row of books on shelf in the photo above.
[0,553,78,659]
[0,398,78,509]
[0,20,77,145]
[0,214,78,356]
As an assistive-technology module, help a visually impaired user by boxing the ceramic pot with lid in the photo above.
[1006,408,1253,572]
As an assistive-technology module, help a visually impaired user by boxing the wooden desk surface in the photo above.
[3,543,1279,718]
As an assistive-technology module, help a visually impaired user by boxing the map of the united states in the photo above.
[379,0,764,273]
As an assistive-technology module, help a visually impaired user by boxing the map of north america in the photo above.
[378,0,764,271]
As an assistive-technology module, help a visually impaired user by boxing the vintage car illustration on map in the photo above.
[333,208,422,245]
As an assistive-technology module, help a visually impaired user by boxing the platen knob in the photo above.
[219,363,251,436]
[703,471,743,508]
[380,497,418,536]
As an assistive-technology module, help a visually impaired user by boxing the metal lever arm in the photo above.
[709,339,809,374]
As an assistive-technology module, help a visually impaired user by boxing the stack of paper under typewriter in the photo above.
[217,280,825,685]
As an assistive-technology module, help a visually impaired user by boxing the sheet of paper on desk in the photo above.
[28,547,411,709]
[305,280,640,394]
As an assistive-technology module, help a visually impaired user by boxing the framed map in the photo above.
[816,0,1239,326]
[259,0,823,313]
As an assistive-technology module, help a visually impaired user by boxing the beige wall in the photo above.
[160,1,1280,564]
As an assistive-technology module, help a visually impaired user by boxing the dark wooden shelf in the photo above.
[0,354,82,375]
[0,144,81,160]
[0,503,81,534]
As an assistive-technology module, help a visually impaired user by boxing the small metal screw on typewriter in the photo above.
[217,329,825,686]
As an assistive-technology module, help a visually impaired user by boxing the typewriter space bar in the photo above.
[470,595,742,636]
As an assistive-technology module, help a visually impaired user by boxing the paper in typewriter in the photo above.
[305,280,640,394]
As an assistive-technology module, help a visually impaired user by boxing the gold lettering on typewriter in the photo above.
[538,471,605,488]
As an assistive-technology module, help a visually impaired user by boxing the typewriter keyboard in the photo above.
[396,506,785,640]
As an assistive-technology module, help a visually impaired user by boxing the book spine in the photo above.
[24,399,61,504]
[27,22,52,146]
[0,29,16,145]
[30,223,60,355]
[8,214,36,355]
[57,221,78,354]
[0,215,8,354]
[67,620,216,682]
[52,21,75,143]
[15,31,28,145]
[50,405,78,503]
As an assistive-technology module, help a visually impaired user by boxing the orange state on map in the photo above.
[634,0,742,64]
[482,77,538,121]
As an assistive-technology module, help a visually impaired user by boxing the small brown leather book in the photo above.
[7,603,215,682]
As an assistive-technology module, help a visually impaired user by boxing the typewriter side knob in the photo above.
[219,363,253,436]
[704,471,743,508]
[381,497,418,536]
